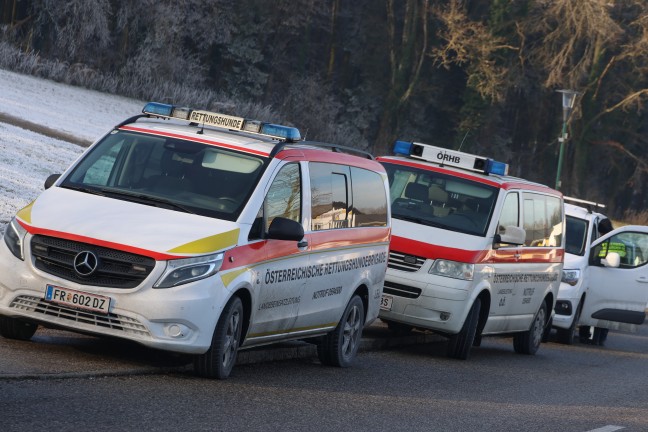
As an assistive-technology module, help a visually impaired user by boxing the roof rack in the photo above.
[269,141,374,160]
[564,196,606,213]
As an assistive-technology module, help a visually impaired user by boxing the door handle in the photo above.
[297,240,308,248]
[637,276,648,284]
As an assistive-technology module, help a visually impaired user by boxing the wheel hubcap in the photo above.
[222,310,240,368]
[342,305,361,357]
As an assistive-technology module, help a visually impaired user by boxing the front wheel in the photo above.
[446,298,481,360]
[318,295,365,367]
[0,316,38,340]
[513,301,547,355]
[194,296,243,379]
[556,299,582,345]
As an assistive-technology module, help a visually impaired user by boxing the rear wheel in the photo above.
[513,301,547,355]
[318,295,365,367]
[194,296,243,379]
[446,298,481,360]
[556,299,582,345]
[0,316,37,340]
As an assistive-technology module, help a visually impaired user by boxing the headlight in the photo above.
[3,217,27,260]
[561,269,580,286]
[154,253,224,288]
[429,259,474,281]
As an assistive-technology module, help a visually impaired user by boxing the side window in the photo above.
[522,193,563,247]
[265,163,302,228]
[350,167,388,227]
[593,231,648,268]
[310,162,351,231]
[498,192,519,230]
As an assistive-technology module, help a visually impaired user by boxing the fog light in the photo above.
[166,324,188,338]
[440,312,451,321]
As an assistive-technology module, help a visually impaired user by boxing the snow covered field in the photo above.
[0,69,145,235]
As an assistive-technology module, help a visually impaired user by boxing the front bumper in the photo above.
[0,240,228,354]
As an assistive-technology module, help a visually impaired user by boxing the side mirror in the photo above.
[44,174,61,189]
[267,217,304,242]
[494,225,526,248]
[601,252,621,268]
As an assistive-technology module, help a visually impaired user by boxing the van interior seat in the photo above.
[428,184,451,216]
[149,150,193,195]
[404,182,428,202]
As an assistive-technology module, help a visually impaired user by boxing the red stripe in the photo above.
[277,148,386,172]
[221,227,390,271]
[119,125,270,157]
[391,235,563,264]
[17,220,182,261]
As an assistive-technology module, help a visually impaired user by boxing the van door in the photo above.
[247,162,308,339]
[580,226,648,331]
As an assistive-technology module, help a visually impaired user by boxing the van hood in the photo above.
[16,187,241,260]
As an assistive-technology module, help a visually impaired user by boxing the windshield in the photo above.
[565,215,588,256]
[60,130,267,221]
[381,161,498,236]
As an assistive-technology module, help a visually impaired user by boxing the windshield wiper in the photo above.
[61,184,106,197]
[98,188,196,214]
[392,213,443,228]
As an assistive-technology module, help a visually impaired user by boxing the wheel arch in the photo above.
[352,283,369,321]
[475,289,491,337]
[231,287,253,343]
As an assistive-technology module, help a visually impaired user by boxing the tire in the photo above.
[317,295,365,367]
[193,296,243,379]
[556,299,582,345]
[385,320,413,336]
[579,326,592,344]
[541,316,553,343]
[513,301,547,355]
[446,298,481,360]
[592,327,609,346]
[0,316,38,340]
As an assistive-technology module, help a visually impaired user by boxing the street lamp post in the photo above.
[555,89,579,190]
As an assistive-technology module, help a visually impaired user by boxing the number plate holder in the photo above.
[380,294,393,311]
[45,284,111,315]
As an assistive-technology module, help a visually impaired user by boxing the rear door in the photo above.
[580,226,648,332]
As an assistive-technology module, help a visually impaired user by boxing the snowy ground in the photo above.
[0,69,145,235]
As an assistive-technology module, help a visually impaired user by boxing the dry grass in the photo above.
[617,210,648,227]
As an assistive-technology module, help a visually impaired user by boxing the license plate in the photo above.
[45,285,111,314]
[380,294,393,311]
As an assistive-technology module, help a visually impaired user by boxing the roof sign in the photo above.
[393,140,509,176]
[142,102,301,142]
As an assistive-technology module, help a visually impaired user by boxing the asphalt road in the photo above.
[1,321,647,432]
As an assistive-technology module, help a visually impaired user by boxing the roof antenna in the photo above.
[458,130,469,151]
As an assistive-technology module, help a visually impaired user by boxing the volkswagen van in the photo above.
[0,102,391,379]
[378,141,564,359]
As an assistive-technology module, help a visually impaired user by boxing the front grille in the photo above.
[31,235,155,289]
[10,295,150,337]
[383,281,422,299]
[388,251,426,272]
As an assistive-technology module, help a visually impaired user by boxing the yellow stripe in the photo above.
[220,267,249,287]
[167,228,239,254]
[249,322,338,338]
[16,201,35,224]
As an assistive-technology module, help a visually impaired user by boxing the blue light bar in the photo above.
[142,102,173,117]
[260,124,301,142]
[393,140,413,156]
[141,102,302,142]
[486,159,508,176]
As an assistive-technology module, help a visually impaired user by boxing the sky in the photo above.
[0,69,145,235]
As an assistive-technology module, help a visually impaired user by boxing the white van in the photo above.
[554,197,648,344]
[0,102,391,379]
[377,141,564,359]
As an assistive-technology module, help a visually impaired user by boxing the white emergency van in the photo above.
[377,141,564,359]
[0,102,391,379]
[553,197,648,344]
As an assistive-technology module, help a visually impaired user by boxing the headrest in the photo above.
[428,184,448,203]
[404,183,428,201]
